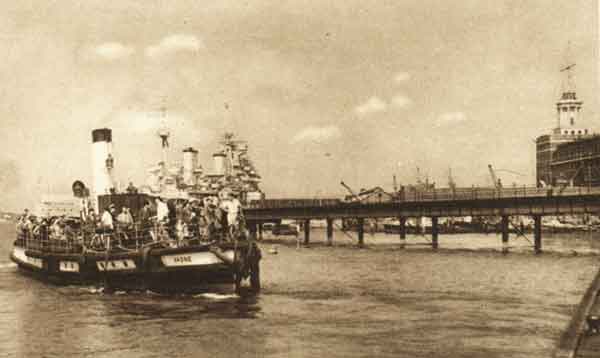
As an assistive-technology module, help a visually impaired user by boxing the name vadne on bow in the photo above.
[161,250,235,267]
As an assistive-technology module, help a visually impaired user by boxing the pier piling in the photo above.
[258,223,263,240]
[399,217,406,249]
[501,215,509,254]
[304,219,310,246]
[534,215,542,254]
[357,218,364,247]
[431,216,439,249]
[326,218,333,246]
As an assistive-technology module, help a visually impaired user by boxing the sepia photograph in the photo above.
[2,1,600,357]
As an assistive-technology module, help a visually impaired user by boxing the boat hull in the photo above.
[10,243,254,293]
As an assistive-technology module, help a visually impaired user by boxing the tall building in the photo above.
[536,90,592,186]
[550,135,600,187]
[536,69,596,186]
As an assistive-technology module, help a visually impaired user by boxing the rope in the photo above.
[507,218,534,245]
[333,222,358,242]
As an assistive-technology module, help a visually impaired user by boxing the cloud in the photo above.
[394,72,411,83]
[93,42,134,60]
[436,111,468,126]
[291,125,341,143]
[391,94,412,109]
[145,34,204,58]
[355,96,387,115]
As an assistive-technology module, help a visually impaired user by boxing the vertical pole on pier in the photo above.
[534,215,542,254]
[326,218,333,246]
[431,216,439,250]
[303,219,310,246]
[357,218,365,247]
[399,217,407,249]
[501,215,509,254]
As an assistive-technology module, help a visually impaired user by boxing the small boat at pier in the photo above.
[11,205,261,293]
[10,126,263,294]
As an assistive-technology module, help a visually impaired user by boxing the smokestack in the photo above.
[213,152,226,176]
[91,128,115,207]
[182,147,198,186]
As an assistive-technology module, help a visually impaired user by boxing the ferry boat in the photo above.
[10,127,262,294]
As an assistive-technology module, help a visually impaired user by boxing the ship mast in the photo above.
[157,105,170,167]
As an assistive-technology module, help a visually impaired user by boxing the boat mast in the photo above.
[157,105,170,169]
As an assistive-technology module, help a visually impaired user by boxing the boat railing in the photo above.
[16,219,246,254]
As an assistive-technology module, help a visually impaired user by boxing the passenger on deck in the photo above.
[116,207,134,231]
[101,204,115,234]
[204,197,221,239]
[188,200,201,237]
[19,209,30,223]
[139,201,154,229]
[51,217,64,240]
[126,182,138,194]
[16,209,30,235]
[156,197,169,223]
[221,192,242,236]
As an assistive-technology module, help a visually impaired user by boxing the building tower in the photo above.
[536,55,595,187]
[554,62,588,136]
[91,128,115,209]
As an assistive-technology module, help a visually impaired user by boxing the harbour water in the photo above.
[1,221,599,357]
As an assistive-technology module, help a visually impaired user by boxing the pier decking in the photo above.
[245,186,600,252]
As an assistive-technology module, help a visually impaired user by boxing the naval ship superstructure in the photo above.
[143,130,264,204]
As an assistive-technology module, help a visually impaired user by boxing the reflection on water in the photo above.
[1,223,599,357]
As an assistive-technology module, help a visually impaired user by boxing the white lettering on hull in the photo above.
[96,259,136,271]
[161,250,234,267]
[13,247,43,269]
[59,261,80,273]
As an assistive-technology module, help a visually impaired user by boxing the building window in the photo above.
[571,118,575,125]
[571,131,575,135]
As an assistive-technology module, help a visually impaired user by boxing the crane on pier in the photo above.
[488,164,502,189]
[340,181,361,202]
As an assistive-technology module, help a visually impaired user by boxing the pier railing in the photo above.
[247,186,600,209]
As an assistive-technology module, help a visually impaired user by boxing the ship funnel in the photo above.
[213,152,226,176]
[182,147,198,186]
[91,128,115,207]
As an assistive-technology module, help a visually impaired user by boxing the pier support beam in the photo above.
[431,216,439,250]
[303,219,310,246]
[399,217,406,249]
[357,218,364,247]
[501,215,509,254]
[534,215,542,254]
[326,218,333,246]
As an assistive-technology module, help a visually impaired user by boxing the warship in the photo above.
[10,126,262,294]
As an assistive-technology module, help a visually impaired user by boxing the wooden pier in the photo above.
[245,186,600,252]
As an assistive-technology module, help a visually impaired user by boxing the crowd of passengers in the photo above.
[16,191,245,246]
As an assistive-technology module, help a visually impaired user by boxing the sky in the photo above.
[0,0,598,211]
